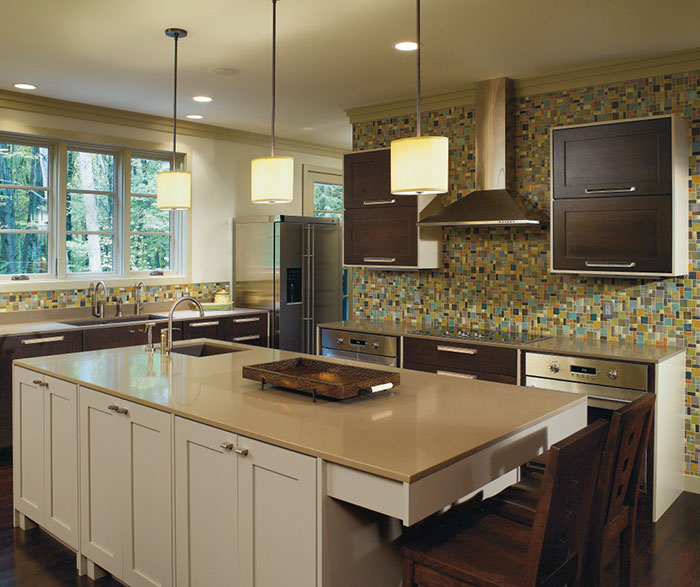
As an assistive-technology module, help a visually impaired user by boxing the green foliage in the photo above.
[313,183,342,216]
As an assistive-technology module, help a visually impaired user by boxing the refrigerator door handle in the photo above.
[309,224,315,354]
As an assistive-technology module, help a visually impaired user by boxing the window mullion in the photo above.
[56,141,67,279]
[123,148,131,276]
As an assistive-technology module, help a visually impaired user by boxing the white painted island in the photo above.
[12,340,586,586]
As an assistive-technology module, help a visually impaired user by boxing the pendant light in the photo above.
[251,0,294,204]
[390,0,448,195]
[157,28,192,210]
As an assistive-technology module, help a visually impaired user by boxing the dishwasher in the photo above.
[320,329,398,367]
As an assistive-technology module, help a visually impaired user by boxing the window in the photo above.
[0,140,50,275]
[303,165,343,220]
[0,131,186,281]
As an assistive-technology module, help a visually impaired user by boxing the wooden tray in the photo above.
[242,357,400,400]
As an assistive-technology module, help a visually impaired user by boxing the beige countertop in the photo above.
[15,341,584,483]
[318,320,685,363]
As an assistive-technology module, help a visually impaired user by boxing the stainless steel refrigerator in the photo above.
[233,216,342,354]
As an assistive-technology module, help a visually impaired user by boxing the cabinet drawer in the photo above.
[3,331,83,358]
[403,361,517,385]
[403,337,517,376]
[182,318,225,341]
[344,149,416,209]
[344,206,418,266]
[225,313,268,346]
[552,118,672,199]
[552,195,672,273]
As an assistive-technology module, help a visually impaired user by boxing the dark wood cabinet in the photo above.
[83,322,174,351]
[181,317,226,341]
[223,312,269,347]
[550,115,688,277]
[0,331,83,449]
[343,149,416,209]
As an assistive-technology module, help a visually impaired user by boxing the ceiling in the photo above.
[2,0,700,149]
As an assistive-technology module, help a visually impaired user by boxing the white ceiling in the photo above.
[2,0,700,149]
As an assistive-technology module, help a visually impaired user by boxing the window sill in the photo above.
[0,274,193,293]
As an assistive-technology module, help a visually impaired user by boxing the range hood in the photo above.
[419,77,547,227]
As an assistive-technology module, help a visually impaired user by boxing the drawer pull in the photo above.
[220,442,234,451]
[107,404,119,411]
[437,345,478,355]
[584,261,636,269]
[235,448,249,457]
[107,404,129,415]
[437,370,477,380]
[190,321,220,327]
[233,335,261,342]
[363,257,396,263]
[21,335,65,345]
[32,379,42,385]
[233,317,261,323]
[363,199,396,206]
[584,186,636,194]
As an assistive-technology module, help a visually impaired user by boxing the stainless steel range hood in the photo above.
[419,77,547,227]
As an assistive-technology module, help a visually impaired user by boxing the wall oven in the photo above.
[320,329,398,367]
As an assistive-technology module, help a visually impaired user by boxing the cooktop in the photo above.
[408,326,549,345]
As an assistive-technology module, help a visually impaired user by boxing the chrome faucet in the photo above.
[92,281,107,318]
[163,296,204,353]
[135,281,146,316]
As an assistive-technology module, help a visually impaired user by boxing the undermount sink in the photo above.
[59,315,157,326]
[171,343,241,357]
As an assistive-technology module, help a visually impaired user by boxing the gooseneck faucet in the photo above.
[163,296,204,353]
[92,281,107,318]
[135,281,146,316]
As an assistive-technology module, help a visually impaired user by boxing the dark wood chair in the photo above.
[486,393,655,587]
[402,419,609,587]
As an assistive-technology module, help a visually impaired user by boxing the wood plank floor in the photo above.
[1,454,699,585]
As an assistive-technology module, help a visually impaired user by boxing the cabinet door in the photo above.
[122,400,173,587]
[551,195,673,273]
[226,314,269,347]
[80,386,123,577]
[12,367,44,523]
[182,318,225,341]
[174,417,238,587]
[344,149,416,209]
[83,325,131,350]
[344,206,418,267]
[552,118,672,199]
[238,437,317,587]
[43,375,78,550]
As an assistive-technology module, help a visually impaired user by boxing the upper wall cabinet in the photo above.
[343,149,441,269]
[550,115,688,277]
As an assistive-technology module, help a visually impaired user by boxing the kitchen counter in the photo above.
[15,341,584,483]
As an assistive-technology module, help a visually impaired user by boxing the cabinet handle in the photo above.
[233,335,260,342]
[235,448,249,456]
[437,345,478,355]
[32,379,42,385]
[233,317,261,323]
[220,442,234,451]
[363,199,396,206]
[584,186,636,194]
[21,335,65,345]
[584,261,636,269]
[363,257,396,263]
[190,321,220,328]
[107,404,119,411]
[437,370,478,380]
[107,404,128,415]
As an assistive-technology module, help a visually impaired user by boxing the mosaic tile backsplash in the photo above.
[0,282,229,313]
[352,71,700,477]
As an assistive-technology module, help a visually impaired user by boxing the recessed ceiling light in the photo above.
[186,114,203,120]
[394,41,418,51]
[193,96,212,103]
[14,83,37,90]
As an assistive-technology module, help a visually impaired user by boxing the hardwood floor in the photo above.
[0,454,699,585]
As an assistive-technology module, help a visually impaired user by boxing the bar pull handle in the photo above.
[363,257,396,263]
[21,335,65,345]
[363,199,396,206]
[233,317,261,323]
[588,394,632,405]
[437,345,478,355]
[584,261,636,269]
[233,335,261,342]
[190,321,220,327]
[584,186,636,194]
[220,442,234,451]
[235,448,249,456]
[437,370,478,380]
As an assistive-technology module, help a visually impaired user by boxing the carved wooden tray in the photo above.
[242,357,400,400]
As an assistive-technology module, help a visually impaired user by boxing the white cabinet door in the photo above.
[43,375,78,550]
[237,437,317,587]
[174,417,238,587]
[122,399,173,587]
[13,367,45,524]
[80,386,124,578]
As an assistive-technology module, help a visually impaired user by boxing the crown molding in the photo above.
[0,90,345,159]
[345,46,700,124]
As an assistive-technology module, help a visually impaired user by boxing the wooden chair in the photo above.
[486,393,655,587]
[402,419,609,587]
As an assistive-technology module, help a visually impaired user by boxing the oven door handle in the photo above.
[587,394,632,405]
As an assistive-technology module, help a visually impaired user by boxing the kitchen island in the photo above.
[13,340,586,587]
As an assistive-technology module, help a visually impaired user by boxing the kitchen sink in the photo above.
[59,315,158,326]
[171,343,241,357]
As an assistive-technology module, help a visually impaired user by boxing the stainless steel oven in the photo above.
[320,329,398,367]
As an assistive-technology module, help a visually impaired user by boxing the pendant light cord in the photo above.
[271,0,277,157]
[172,32,179,170]
[416,0,421,138]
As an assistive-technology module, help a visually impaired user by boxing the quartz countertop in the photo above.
[318,319,685,363]
[15,340,584,483]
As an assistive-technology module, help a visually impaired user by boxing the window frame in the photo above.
[302,164,343,218]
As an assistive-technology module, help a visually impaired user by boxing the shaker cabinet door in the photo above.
[344,206,418,267]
